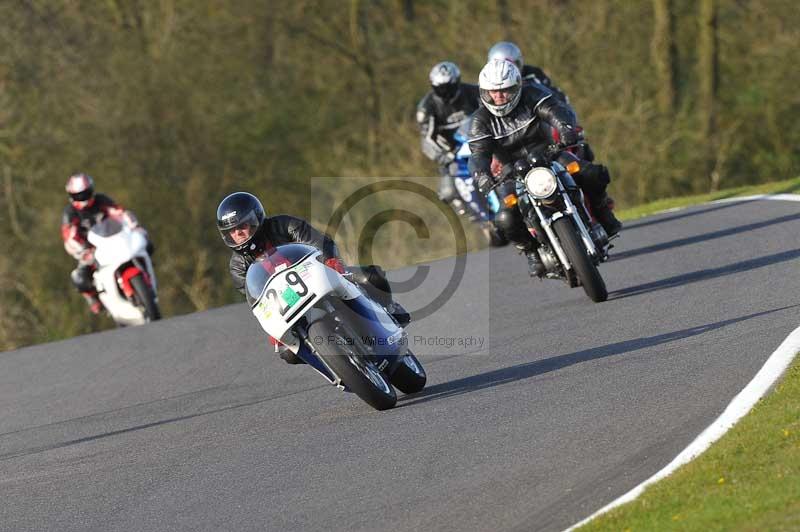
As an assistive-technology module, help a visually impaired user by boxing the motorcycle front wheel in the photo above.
[130,274,162,321]
[389,350,427,394]
[552,217,608,303]
[308,318,397,410]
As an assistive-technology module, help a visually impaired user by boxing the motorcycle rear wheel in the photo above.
[130,274,161,321]
[552,217,608,302]
[308,318,397,410]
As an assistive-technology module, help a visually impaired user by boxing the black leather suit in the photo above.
[468,84,612,248]
[416,83,481,202]
[228,214,393,307]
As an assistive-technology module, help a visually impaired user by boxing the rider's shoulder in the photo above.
[469,106,493,127]
[521,83,556,107]
[416,91,436,111]
[94,193,116,206]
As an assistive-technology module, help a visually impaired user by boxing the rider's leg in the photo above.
[71,263,101,314]
[573,163,622,236]
[348,265,411,326]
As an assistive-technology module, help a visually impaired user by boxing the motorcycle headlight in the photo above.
[525,167,558,199]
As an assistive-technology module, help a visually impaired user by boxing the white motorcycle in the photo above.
[245,243,426,410]
[87,215,160,326]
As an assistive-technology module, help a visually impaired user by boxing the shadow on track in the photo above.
[0,383,323,461]
[622,198,758,232]
[609,248,800,299]
[613,212,800,261]
[398,305,797,407]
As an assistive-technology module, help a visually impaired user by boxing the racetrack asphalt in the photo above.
[1,197,799,532]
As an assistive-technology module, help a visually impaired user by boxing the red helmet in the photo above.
[66,173,95,210]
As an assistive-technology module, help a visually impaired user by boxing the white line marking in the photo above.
[565,325,800,531]
[564,193,800,531]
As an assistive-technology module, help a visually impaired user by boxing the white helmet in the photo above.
[478,59,522,117]
[428,61,461,101]
[488,41,524,72]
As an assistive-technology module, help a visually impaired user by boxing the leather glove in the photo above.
[474,172,494,195]
[490,157,503,177]
[324,257,346,274]
[81,248,95,264]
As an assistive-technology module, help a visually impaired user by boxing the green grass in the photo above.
[577,356,800,531]
[616,176,800,221]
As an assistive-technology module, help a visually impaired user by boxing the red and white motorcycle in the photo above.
[87,215,160,325]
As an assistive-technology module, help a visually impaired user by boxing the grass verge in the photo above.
[576,355,800,531]
[616,176,800,221]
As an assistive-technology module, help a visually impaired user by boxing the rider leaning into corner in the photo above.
[61,173,150,315]
[216,191,411,364]
[468,59,622,278]
[415,61,481,206]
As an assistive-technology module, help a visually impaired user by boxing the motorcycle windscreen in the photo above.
[90,217,125,238]
[245,243,319,307]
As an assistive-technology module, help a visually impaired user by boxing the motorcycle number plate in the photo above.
[255,265,315,325]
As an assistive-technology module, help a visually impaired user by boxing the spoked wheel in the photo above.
[552,217,608,302]
[389,350,427,394]
[307,318,397,410]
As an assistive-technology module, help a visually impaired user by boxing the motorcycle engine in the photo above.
[538,245,560,273]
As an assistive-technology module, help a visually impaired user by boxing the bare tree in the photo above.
[698,0,719,189]
[651,0,677,115]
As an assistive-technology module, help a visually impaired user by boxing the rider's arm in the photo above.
[95,194,140,228]
[61,208,89,260]
[272,215,341,261]
[467,111,495,177]
[416,94,453,165]
[229,253,248,296]
[534,92,579,146]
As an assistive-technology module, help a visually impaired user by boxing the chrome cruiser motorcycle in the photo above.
[495,146,616,302]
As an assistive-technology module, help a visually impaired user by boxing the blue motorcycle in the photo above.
[245,243,426,410]
[448,123,508,247]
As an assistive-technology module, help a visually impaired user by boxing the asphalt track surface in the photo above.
[1,198,799,532]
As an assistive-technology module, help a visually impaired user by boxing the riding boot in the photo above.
[516,243,545,278]
[592,194,622,236]
[525,248,545,277]
[386,301,411,326]
[81,291,103,315]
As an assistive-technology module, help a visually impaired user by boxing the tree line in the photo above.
[0,0,797,349]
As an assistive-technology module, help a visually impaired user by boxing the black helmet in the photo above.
[216,192,266,251]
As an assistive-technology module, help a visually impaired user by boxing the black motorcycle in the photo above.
[492,146,616,302]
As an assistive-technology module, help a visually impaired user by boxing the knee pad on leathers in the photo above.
[574,163,611,202]
[438,174,459,203]
[349,265,392,306]
[495,207,533,246]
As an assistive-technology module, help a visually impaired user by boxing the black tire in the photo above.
[552,217,608,302]
[129,274,162,321]
[483,222,508,248]
[390,350,427,394]
[307,318,397,411]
